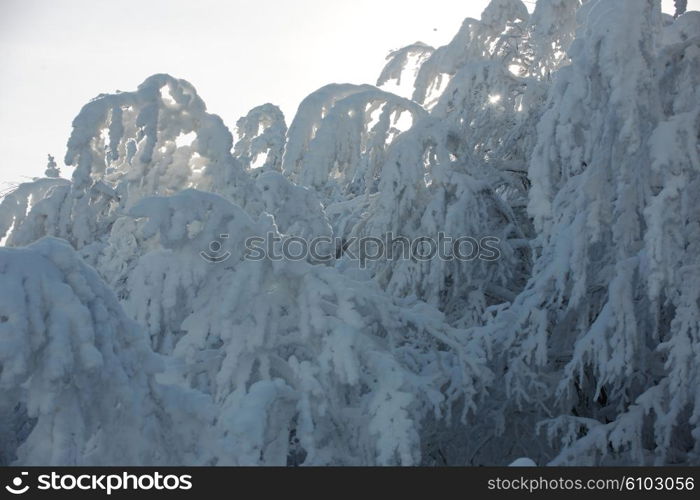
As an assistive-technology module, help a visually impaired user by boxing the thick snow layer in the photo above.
[1,0,699,466]
[0,238,184,465]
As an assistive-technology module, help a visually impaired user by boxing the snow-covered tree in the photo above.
[1,0,699,467]
[122,189,490,464]
[0,238,213,465]
[469,0,700,466]
[44,154,60,178]
[283,84,425,200]
[0,178,70,245]
[674,0,688,18]
[234,103,288,173]
[348,0,559,321]
[1,74,259,251]
[377,42,435,91]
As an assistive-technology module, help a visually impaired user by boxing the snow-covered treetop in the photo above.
[65,73,244,204]
[234,103,287,172]
[411,0,530,106]
[377,42,435,88]
[44,154,60,178]
[526,0,581,78]
[283,84,426,197]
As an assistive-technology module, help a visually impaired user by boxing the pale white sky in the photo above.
[0,0,694,186]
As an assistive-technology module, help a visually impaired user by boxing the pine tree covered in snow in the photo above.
[1,0,699,466]
[0,238,212,465]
